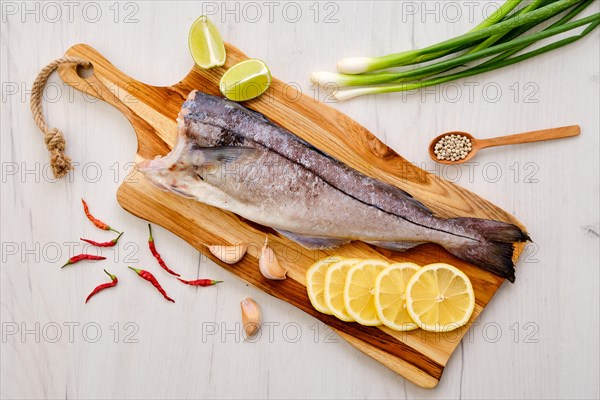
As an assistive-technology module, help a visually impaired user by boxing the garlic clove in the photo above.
[240,297,262,337]
[259,237,287,280]
[205,243,248,264]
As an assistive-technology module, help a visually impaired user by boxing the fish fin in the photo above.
[445,218,531,283]
[275,230,351,250]
[167,185,197,199]
[449,218,531,243]
[194,146,265,165]
[365,241,426,252]
[445,240,519,283]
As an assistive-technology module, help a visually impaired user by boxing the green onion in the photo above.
[480,0,595,66]
[410,0,524,65]
[313,9,599,88]
[335,0,581,74]
[469,0,547,53]
[376,0,564,84]
[313,0,598,101]
[411,0,556,81]
[333,12,599,101]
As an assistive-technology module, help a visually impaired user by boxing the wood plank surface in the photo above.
[56,43,526,388]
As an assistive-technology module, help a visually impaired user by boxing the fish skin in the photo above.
[139,91,530,282]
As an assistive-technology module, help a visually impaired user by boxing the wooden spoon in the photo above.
[429,125,581,165]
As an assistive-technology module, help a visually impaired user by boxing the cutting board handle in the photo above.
[58,44,186,157]
[58,45,142,120]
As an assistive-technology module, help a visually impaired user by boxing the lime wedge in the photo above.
[189,16,226,69]
[219,59,271,102]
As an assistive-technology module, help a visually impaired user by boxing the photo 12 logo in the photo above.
[1,240,141,266]
[200,1,340,24]
[200,320,339,344]
[400,1,512,24]
[1,2,140,24]
[1,161,142,185]
[1,321,140,344]
[2,80,140,105]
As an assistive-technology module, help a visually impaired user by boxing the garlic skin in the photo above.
[259,237,287,280]
[240,297,262,337]
[205,244,247,264]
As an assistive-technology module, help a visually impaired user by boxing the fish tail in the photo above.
[444,218,531,283]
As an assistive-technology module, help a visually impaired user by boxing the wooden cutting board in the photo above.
[57,43,526,388]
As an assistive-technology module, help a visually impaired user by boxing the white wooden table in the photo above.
[1,2,598,398]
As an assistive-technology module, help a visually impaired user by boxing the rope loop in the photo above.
[30,57,91,178]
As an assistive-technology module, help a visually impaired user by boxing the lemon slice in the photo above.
[219,59,271,102]
[323,258,360,322]
[343,259,389,326]
[189,16,226,69]
[405,263,475,332]
[374,262,421,331]
[306,257,343,314]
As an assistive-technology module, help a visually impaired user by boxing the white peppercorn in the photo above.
[433,134,473,161]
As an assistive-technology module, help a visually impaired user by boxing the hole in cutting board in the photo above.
[76,64,94,79]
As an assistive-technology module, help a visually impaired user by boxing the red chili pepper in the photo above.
[85,269,118,303]
[128,266,175,303]
[178,278,223,287]
[81,198,120,233]
[62,254,106,268]
[147,224,180,277]
[81,232,123,247]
